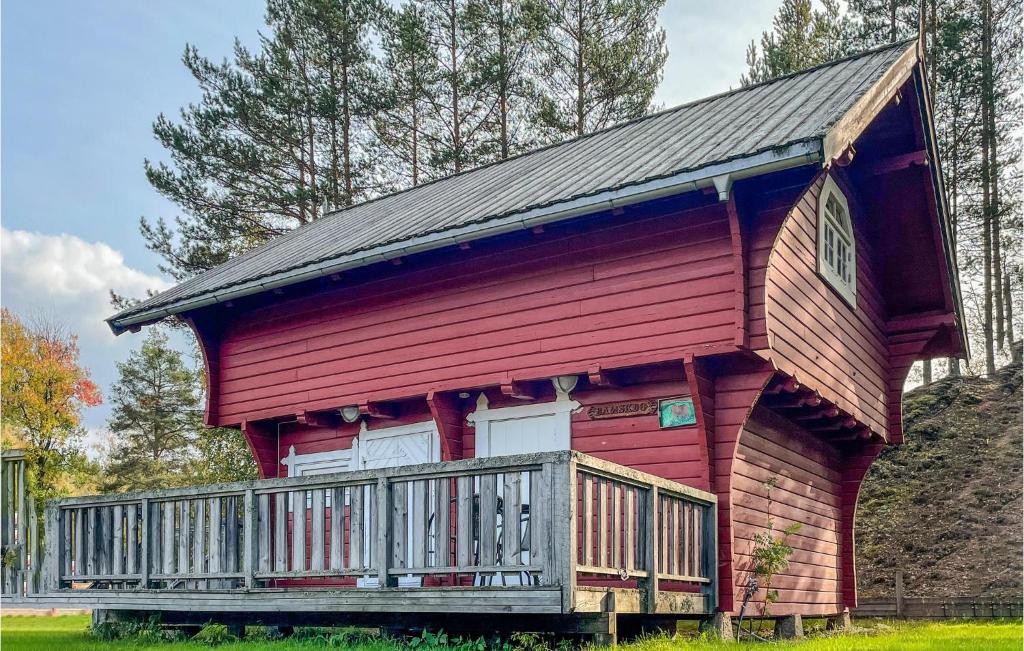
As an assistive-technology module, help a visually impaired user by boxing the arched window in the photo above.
[817,174,857,305]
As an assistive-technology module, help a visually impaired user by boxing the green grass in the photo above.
[0,615,1020,651]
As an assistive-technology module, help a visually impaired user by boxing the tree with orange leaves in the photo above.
[1,309,102,501]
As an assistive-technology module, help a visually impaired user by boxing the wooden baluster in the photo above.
[112,505,125,578]
[434,477,450,568]
[61,508,72,582]
[162,502,176,578]
[612,483,622,572]
[530,468,549,578]
[17,462,26,574]
[310,489,325,572]
[274,492,287,573]
[243,489,257,589]
[193,499,206,589]
[208,497,222,582]
[390,482,408,570]
[502,472,522,566]
[330,487,343,571]
[139,498,150,588]
[582,474,593,567]
[74,508,85,577]
[597,478,608,568]
[410,480,427,569]
[479,474,497,567]
[148,501,161,577]
[86,507,97,577]
[177,501,190,577]
[126,504,138,576]
[624,487,635,573]
[258,494,271,575]
[347,486,363,570]
[225,496,239,575]
[456,476,473,568]
[291,490,306,572]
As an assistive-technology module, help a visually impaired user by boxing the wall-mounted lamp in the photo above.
[552,374,579,396]
[339,405,361,423]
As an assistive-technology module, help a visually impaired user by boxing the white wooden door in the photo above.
[353,421,440,469]
[352,421,440,587]
[468,398,578,459]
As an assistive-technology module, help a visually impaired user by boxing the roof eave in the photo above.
[107,141,823,335]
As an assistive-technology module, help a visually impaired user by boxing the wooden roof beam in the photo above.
[500,380,540,401]
[587,365,620,388]
[359,401,398,420]
[295,410,338,429]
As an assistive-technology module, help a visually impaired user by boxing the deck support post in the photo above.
[243,489,257,589]
[641,486,659,613]
[551,458,577,612]
[375,476,392,587]
[826,608,851,631]
[592,592,618,646]
[42,504,60,592]
[702,612,733,641]
[139,498,150,589]
[773,614,804,639]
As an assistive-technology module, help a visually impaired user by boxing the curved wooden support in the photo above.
[426,391,463,461]
[241,419,278,479]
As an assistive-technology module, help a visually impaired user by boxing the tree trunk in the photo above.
[449,0,462,173]
[922,359,932,385]
[981,0,996,376]
[575,0,585,137]
[498,0,510,159]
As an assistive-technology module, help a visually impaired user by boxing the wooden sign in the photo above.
[586,400,658,420]
[659,397,696,428]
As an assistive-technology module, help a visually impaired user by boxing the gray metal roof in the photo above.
[109,40,916,332]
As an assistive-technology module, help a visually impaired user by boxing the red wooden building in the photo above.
[60,39,966,633]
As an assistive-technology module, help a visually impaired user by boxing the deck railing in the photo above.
[0,451,41,596]
[12,451,717,615]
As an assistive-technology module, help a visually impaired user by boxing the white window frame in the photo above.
[817,174,857,306]
[467,391,579,458]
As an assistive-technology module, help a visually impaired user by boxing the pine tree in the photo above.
[143,0,381,280]
[742,0,851,86]
[466,0,547,159]
[375,2,437,186]
[420,0,495,174]
[533,0,667,140]
[102,331,203,492]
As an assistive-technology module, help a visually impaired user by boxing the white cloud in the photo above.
[1,227,170,344]
[1,227,176,435]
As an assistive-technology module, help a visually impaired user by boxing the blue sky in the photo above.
[1,0,779,448]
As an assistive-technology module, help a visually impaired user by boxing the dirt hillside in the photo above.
[856,352,1023,599]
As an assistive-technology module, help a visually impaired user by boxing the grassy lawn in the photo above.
[0,614,1020,651]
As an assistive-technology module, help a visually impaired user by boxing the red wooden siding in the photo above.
[762,171,890,436]
[571,380,710,491]
[732,407,844,616]
[710,369,773,614]
[213,199,737,426]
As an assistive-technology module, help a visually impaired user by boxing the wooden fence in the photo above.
[854,573,1022,619]
[5,450,718,618]
[0,450,42,596]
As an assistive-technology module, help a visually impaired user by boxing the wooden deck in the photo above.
[2,451,717,626]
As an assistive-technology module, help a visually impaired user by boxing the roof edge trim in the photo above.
[108,141,822,334]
